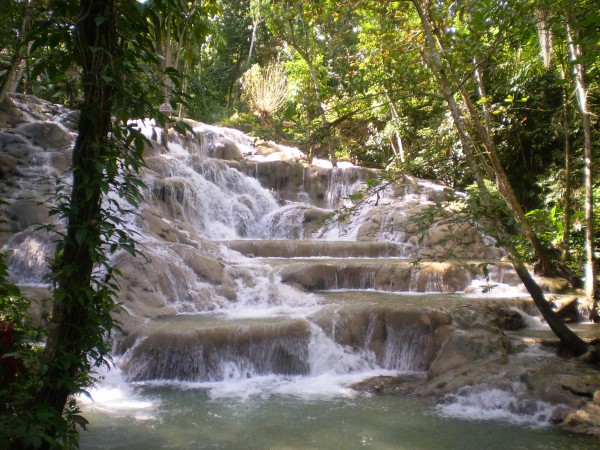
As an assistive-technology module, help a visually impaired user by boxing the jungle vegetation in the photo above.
[0,0,598,447]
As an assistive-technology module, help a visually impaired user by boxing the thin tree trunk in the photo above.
[0,0,31,103]
[562,83,572,262]
[247,18,261,67]
[35,1,116,446]
[178,58,190,120]
[566,17,597,318]
[511,258,588,355]
[418,0,557,276]
[292,41,335,166]
[284,5,336,167]
[472,56,493,135]
[384,90,405,162]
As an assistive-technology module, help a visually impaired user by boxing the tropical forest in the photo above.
[0,0,599,448]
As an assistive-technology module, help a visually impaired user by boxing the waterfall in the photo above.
[2,95,552,421]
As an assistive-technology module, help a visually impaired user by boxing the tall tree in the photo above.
[565,2,597,318]
[266,0,337,165]
[147,0,214,114]
[406,0,589,355]
[411,0,561,274]
[15,0,160,446]
[35,0,118,442]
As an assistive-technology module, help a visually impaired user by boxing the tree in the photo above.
[564,1,597,318]
[146,0,215,121]
[402,0,591,355]
[0,0,167,446]
[240,61,289,125]
[0,0,33,103]
[266,0,338,165]
[33,0,120,445]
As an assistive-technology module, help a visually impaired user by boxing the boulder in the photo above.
[561,404,600,437]
[426,328,510,381]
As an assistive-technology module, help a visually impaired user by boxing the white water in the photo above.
[438,383,558,427]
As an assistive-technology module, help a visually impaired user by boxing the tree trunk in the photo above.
[416,0,557,277]
[384,90,405,162]
[247,18,260,67]
[566,15,597,319]
[0,0,31,104]
[283,4,336,167]
[562,83,572,262]
[178,58,190,120]
[34,0,116,445]
[511,258,588,355]
[292,42,336,167]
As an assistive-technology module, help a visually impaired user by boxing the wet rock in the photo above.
[208,137,244,160]
[352,374,426,394]
[7,200,50,230]
[536,277,572,294]
[520,355,600,410]
[426,328,510,381]
[225,240,405,258]
[21,286,53,327]
[310,305,451,372]
[122,319,311,381]
[409,263,473,292]
[13,122,73,150]
[235,160,305,201]
[561,403,600,437]
[178,244,225,284]
[553,296,586,323]
[279,263,337,290]
[488,307,526,331]
[0,153,16,178]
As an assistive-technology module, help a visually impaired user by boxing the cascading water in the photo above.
[2,95,598,449]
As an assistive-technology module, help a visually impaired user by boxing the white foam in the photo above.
[466,279,527,297]
[79,366,156,418]
[223,273,321,319]
[139,368,403,402]
[437,383,558,427]
[312,159,356,169]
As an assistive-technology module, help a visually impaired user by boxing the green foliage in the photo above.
[185,0,277,123]
[0,1,26,72]
[0,0,186,446]
[0,0,597,440]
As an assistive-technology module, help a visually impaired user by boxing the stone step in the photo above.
[120,306,456,382]
[220,239,409,258]
[269,259,519,293]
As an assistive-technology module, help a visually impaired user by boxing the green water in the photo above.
[80,385,599,450]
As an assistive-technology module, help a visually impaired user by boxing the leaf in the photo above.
[75,228,87,245]
[78,389,95,403]
[72,414,90,431]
